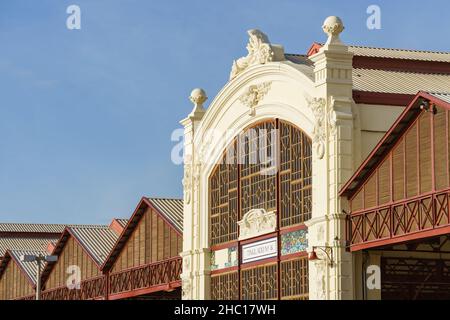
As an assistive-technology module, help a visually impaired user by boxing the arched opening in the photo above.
[208,119,312,300]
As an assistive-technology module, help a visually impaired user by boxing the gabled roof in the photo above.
[101,197,183,271]
[114,219,129,228]
[302,42,450,101]
[147,198,183,233]
[0,249,47,287]
[348,45,450,63]
[352,69,450,95]
[69,226,119,265]
[0,223,67,234]
[0,222,105,234]
[340,91,450,199]
[307,42,450,63]
[0,236,58,257]
[41,225,120,284]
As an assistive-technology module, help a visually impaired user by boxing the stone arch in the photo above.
[184,61,319,299]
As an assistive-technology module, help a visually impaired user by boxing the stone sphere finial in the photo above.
[322,16,344,44]
[189,88,208,108]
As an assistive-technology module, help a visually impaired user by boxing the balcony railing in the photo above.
[109,256,182,297]
[40,275,106,300]
[14,257,182,300]
[349,190,450,250]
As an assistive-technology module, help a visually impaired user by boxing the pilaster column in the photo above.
[307,16,355,300]
[180,88,207,300]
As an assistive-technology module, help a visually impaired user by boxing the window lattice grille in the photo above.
[241,264,278,300]
[209,120,312,246]
[280,257,309,300]
[211,272,239,300]
[210,141,238,246]
[279,121,312,227]
[240,121,277,216]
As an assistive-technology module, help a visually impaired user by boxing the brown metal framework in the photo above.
[341,92,450,251]
[209,119,311,300]
[381,257,450,300]
[108,256,181,300]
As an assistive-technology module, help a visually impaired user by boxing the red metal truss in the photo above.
[343,91,450,251]
[40,276,106,300]
[17,257,182,300]
[349,190,450,251]
[108,256,181,300]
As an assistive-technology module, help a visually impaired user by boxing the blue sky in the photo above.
[0,0,448,225]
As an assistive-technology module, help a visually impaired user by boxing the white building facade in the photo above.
[179,16,450,300]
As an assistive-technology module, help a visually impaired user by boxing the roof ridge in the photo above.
[0,222,66,226]
[427,91,450,95]
[353,67,450,76]
[68,224,110,230]
[146,196,183,201]
[9,249,47,254]
[349,44,450,55]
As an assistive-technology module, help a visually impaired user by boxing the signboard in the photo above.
[241,237,278,264]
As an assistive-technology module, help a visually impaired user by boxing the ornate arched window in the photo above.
[209,119,311,300]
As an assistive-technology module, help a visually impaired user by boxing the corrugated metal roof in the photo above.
[340,91,450,198]
[353,68,450,95]
[114,219,129,228]
[69,226,119,266]
[9,250,47,285]
[0,223,66,234]
[147,198,183,233]
[0,236,58,256]
[429,92,450,104]
[0,223,104,234]
[349,45,450,63]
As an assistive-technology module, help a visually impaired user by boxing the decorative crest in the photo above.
[230,29,284,80]
[238,208,277,240]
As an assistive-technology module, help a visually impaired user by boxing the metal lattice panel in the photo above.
[210,141,239,246]
[381,257,450,300]
[211,272,239,300]
[241,264,278,300]
[209,120,312,246]
[280,257,309,300]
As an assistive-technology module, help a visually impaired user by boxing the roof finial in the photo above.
[322,16,344,46]
[188,88,207,117]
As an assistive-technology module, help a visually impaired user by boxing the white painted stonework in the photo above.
[180,16,403,300]
[238,209,277,241]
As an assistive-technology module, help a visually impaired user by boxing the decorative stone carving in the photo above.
[192,162,202,191]
[322,16,344,46]
[328,109,337,136]
[189,88,207,106]
[317,224,325,242]
[182,162,192,205]
[182,278,192,299]
[306,97,327,159]
[314,260,327,299]
[183,256,191,270]
[239,82,272,116]
[188,88,207,118]
[230,29,284,80]
[238,208,277,240]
